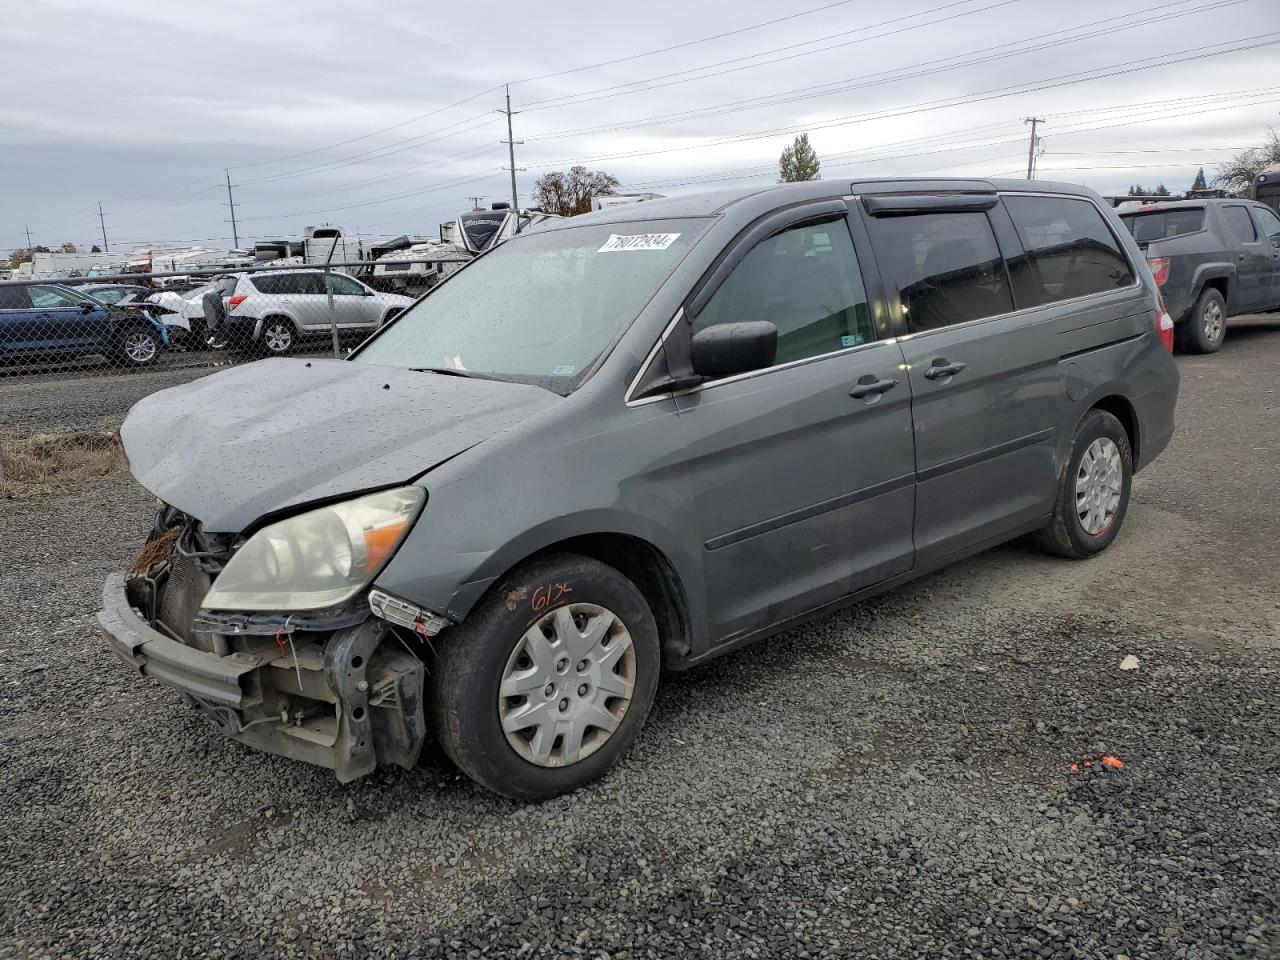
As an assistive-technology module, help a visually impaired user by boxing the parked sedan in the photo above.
[216,269,414,354]
[100,180,1177,800]
[0,282,169,367]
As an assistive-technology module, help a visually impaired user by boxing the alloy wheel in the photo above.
[263,322,293,353]
[498,603,636,768]
[1202,299,1224,343]
[123,331,157,364]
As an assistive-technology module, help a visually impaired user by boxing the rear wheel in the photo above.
[428,552,661,800]
[1176,287,1227,354]
[115,325,161,367]
[1035,409,1133,559]
[259,317,296,356]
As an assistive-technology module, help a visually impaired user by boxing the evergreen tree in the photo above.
[1191,167,1208,191]
[778,133,821,182]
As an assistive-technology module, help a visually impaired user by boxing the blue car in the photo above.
[0,282,169,368]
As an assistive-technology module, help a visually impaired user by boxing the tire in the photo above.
[186,318,207,351]
[1175,287,1227,354]
[259,317,296,356]
[428,551,661,801]
[115,324,161,367]
[1035,409,1133,559]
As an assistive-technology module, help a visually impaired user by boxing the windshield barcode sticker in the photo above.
[598,233,681,252]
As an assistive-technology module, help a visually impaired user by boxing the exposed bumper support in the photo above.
[98,574,427,782]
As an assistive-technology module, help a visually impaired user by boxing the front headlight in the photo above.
[202,486,425,612]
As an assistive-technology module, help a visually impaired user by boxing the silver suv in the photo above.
[222,269,413,354]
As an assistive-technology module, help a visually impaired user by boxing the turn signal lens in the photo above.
[1155,293,1175,353]
[227,294,248,310]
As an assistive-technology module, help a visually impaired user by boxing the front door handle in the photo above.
[923,359,968,381]
[849,375,899,399]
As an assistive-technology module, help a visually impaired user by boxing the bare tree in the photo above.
[59,242,77,253]
[778,133,821,182]
[532,166,621,217]
[7,246,50,269]
[1214,128,1280,196]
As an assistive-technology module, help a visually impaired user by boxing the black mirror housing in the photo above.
[690,321,778,378]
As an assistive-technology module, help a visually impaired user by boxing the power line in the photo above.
[522,0,1024,111]
[523,0,1247,141]
[523,32,1280,170]
[515,0,986,86]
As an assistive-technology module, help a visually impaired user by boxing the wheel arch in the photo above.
[1089,394,1139,465]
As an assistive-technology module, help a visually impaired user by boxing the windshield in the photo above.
[1120,208,1204,243]
[354,218,706,391]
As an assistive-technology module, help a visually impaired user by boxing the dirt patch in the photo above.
[0,430,124,497]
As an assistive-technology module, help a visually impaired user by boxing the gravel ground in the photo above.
[1,318,1278,959]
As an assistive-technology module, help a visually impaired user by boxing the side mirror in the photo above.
[690,321,778,378]
[79,301,96,314]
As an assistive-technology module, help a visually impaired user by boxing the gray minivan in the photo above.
[100,179,1179,800]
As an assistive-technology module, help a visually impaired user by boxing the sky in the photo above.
[3,0,1279,254]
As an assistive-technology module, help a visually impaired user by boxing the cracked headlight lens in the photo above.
[202,486,425,612]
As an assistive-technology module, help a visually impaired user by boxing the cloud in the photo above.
[3,0,1277,250]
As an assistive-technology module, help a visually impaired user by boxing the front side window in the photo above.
[870,212,1013,332]
[327,274,364,296]
[1253,206,1280,246]
[1222,205,1258,243]
[1004,196,1134,307]
[692,220,874,365]
[355,218,706,391]
[29,286,84,309]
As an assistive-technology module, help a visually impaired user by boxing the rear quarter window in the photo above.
[1003,196,1135,307]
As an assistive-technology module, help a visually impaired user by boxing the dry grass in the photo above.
[0,430,125,497]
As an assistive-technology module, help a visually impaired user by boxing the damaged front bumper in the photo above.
[97,574,427,782]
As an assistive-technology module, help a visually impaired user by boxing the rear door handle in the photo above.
[923,359,967,381]
[849,375,899,399]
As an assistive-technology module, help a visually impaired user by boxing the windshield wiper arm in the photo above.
[410,366,481,379]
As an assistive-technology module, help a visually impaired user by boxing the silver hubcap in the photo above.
[498,603,635,768]
[1076,437,1123,536]
[264,324,292,352]
[1203,300,1224,342]
[124,332,156,363]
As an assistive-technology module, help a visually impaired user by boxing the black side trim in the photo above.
[1059,330,1145,360]
[916,428,1054,484]
[863,194,999,217]
[705,472,914,552]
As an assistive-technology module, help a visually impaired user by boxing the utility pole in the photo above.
[498,84,525,227]
[1024,117,1045,180]
[467,195,487,211]
[24,224,33,252]
[225,169,240,249]
[97,202,109,252]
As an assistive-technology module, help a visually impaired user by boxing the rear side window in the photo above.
[1222,206,1257,242]
[869,212,1013,333]
[693,219,875,365]
[295,273,326,295]
[1004,196,1135,307]
[249,274,282,295]
[1120,209,1204,242]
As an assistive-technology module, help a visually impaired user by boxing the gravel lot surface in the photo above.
[1,318,1278,959]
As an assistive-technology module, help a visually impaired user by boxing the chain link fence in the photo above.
[0,256,470,375]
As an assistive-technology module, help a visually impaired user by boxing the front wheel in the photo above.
[1176,287,1227,354]
[428,552,661,801]
[116,325,161,367]
[1035,409,1133,559]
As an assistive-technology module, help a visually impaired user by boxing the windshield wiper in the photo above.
[410,366,482,379]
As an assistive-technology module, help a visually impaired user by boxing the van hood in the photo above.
[121,357,559,532]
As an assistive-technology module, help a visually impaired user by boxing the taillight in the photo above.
[1147,256,1170,287]
[227,294,248,311]
[1155,293,1175,353]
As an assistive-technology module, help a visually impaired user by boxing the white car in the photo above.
[218,269,414,355]
[145,282,222,344]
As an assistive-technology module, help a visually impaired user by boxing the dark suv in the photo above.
[1118,198,1280,352]
[100,179,1178,799]
[0,282,169,367]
